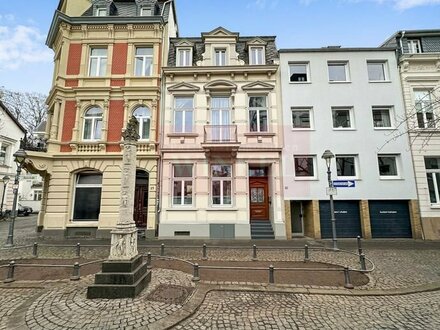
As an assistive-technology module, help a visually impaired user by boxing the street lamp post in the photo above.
[5,149,27,247]
[321,149,338,251]
[1,175,10,217]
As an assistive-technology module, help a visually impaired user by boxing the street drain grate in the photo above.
[147,285,193,305]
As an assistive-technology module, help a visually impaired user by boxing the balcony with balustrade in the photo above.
[201,125,240,157]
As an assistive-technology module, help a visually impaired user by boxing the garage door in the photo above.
[319,201,362,238]
[369,201,412,238]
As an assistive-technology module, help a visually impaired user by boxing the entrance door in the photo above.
[134,171,148,228]
[249,177,269,220]
[291,201,304,236]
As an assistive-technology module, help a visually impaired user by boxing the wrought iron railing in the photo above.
[20,134,47,152]
[204,125,238,143]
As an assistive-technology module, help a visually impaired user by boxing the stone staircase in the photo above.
[250,220,275,239]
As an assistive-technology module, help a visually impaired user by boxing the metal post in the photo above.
[0,178,9,218]
[304,244,310,262]
[328,174,338,251]
[76,243,81,257]
[33,242,38,258]
[5,165,21,247]
[343,266,354,289]
[3,261,15,283]
[252,244,257,261]
[357,236,363,256]
[146,252,152,269]
[70,262,80,281]
[360,253,367,271]
[192,263,200,282]
[202,244,207,260]
[269,265,275,284]
[160,243,165,256]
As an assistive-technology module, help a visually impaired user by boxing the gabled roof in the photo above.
[0,100,26,133]
[202,26,239,41]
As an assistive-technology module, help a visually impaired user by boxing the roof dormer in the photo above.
[200,27,243,67]
[91,0,116,17]
[175,40,195,67]
[246,38,267,65]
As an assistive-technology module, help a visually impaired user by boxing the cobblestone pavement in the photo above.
[0,288,39,330]
[175,290,440,330]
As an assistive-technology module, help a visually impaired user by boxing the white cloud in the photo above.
[0,25,52,71]
[247,0,279,9]
[298,0,440,9]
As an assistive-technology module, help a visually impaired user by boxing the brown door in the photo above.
[249,177,269,220]
[134,185,148,228]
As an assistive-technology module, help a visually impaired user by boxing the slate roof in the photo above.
[381,29,440,54]
[167,36,278,67]
[0,100,26,133]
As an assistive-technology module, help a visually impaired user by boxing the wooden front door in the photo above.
[134,185,148,228]
[249,177,269,220]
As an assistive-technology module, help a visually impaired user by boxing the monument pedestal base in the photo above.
[87,255,151,299]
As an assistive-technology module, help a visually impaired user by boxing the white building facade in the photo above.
[279,48,422,239]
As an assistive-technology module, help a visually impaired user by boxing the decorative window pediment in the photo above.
[175,39,195,47]
[246,38,267,47]
[204,80,237,94]
[242,81,274,91]
[168,82,200,93]
[202,26,239,41]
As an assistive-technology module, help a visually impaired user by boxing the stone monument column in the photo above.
[109,116,139,261]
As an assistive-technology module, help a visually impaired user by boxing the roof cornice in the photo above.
[279,47,396,53]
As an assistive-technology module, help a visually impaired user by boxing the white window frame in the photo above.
[293,155,317,180]
[173,96,194,133]
[414,90,435,129]
[134,47,153,76]
[425,157,440,205]
[407,39,422,54]
[291,107,313,130]
[72,172,102,221]
[88,47,107,77]
[133,106,151,141]
[248,95,268,132]
[33,190,43,201]
[214,48,227,66]
[176,48,192,67]
[372,106,394,129]
[249,46,265,65]
[211,164,233,207]
[378,154,400,179]
[83,107,103,141]
[0,142,9,166]
[95,7,107,16]
[140,6,151,16]
[367,61,388,82]
[289,62,310,83]
[332,107,355,130]
[328,61,349,82]
[336,155,359,179]
[172,164,194,207]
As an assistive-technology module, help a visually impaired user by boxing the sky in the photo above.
[0,0,439,94]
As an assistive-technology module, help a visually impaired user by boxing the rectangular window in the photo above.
[328,62,348,82]
[173,165,193,206]
[336,155,357,177]
[215,49,227,66]
[96,7,106,16]
[177,48,192,66]
[140,6,151,16]
[367,61,387,81]
[289,63,309,82]
[89,48,107,77]
[372,107,392,128]
[407,39,422,54]
[415,90,435,128]
[249,46,265,65]
[73,173,102,221]
[292,107,312,129]
[211,97,231,141]
[378,155,399,177]
[0,145,7,165]
[135,47,153,76]
[332,107,353,129]
[294,156,315,178]
[33,191,43,201]
[425,157,440,204]
[211,165,232,206]
[248,96,268,132]
[174,97,193,133]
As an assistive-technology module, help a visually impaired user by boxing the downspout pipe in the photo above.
[399,30,406,55]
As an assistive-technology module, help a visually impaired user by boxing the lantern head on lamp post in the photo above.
[1,175,10,217]
[321,149,338,251]
[5,149,27,247]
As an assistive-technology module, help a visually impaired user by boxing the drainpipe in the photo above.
[399,30,406,55]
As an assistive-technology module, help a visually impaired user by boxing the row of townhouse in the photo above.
[19,0,440,240]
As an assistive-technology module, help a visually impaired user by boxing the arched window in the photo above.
[133,106,151,140]
[73,171,102,221]
[83,107,103,141]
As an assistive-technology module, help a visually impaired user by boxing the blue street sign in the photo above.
[333,180,356,188]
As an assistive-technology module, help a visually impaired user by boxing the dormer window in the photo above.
[249,46,265,65]
[95,6,107,16]
[177,48,192,66]
[407,39,422,54]
[140,6,151,16]
[215,49,227,66]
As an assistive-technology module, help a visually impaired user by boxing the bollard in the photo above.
[192,263,200,282]
[304,244,310,262]
[357,236,363,256]
[269,265,275,284]
[202,244,207,260]
[70,262,80,281]
[360,253,367,272]
[76,243,81,257]
[160,243,165,256]
[343,266,354,289]
[32,242,38,258]
[146,252,152,269]
[252,245,257,261]
[3,261,15,283]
